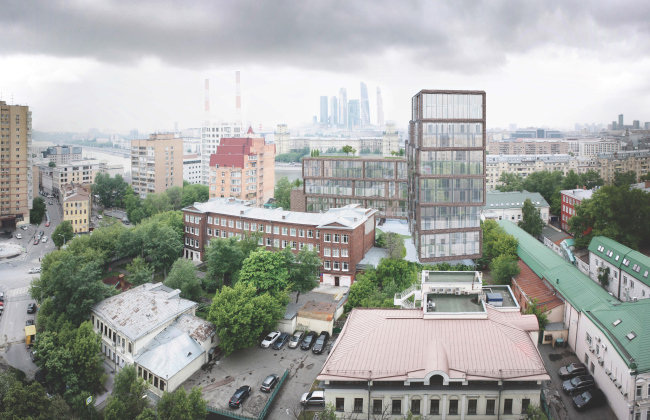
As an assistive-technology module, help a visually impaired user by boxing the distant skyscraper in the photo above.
[348,100,360,130]
[645,122,650,130]
[619,114,624,127]
[338,88,348,128]
[633,120,640,129]
[330,96,338,125]
[320,96,328,124]
[612,121,618,130]
[376,87,384,127]
[360,82,370,126]
[509,124,517,131]
[129,129,139,140]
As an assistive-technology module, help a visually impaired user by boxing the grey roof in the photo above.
[487,154,572,163]
[184,198,377,230]
[560,189,594,200]
[91,284,197,342]
[484,191,548,210]
[545,322,565,331]
[284,302,304,320]
[357,247,390,269]
[171,314,216,342]
[135,326,204,380]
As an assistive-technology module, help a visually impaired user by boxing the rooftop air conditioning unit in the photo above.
[589,347,595,353]
[455,291,461,295]
[632,297,638,302]
[598,357,604,366]
[464,291,470,295]
[594,335,600,342]
[602,343,607,351]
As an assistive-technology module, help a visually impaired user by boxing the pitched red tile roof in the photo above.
[513,260,563,311]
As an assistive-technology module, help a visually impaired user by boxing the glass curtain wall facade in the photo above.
[407,90,486,262]
[302,157,408,219]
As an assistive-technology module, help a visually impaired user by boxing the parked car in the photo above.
[301,390,325,407]
[45,221,50,227]
[328,337,337,354]
[39,231,44,237]
[28,267,41,274]
[30,350,38,363]
[558,362,588,380]
[21,225,28,230]
[272,332,290,350]
[312,331,330,354]
[260,331,281,348]
[98,215,103,219]
[33,239,39,245]
[27,303,37,314]
[573,389,606,411]
[15,233,22,239]
[228,385,251,408]
[288,331,304,349]
[25,319,34,326]
[41,236,48,243]
[300,331,318,350]
[563,375,595,395]
[260,374,279,392]
[48,201,53,205]
[0,292,4,302]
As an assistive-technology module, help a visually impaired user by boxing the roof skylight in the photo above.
[613,319,622,326]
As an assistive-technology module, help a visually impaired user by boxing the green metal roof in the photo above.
[588,236,650,287]
[497,220,650,372]
[483,191,549,210]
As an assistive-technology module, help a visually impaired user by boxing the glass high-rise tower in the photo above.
[360,82,370,126]
[320,96,328,124]
[407,90,486,262]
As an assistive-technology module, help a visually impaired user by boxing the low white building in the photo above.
[481,191,549,224]
[588,236,650,302]
[91,284,217,396]
[319,271,548,419]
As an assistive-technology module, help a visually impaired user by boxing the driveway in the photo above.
[538,343,617,420]
[183,340,328,419]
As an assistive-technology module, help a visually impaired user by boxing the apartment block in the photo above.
[578,140,621,157]
[488,140,568,155]
[131,133,183,198]
[208,137,275,207]
[299,157,408,219]
[560,188,593,232]
[61,183,91,233]
[42,145,82,165]
[201,122,244,184]
[0,101,33,228]
[596,150,650,184]
[407,90,486,262]
[183,154,202,185]
[39,159,101,198]
[182,198,377,286]
[486,154,575,190]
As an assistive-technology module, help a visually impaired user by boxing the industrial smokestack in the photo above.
[204,79,210,126]
[236,71,242,123]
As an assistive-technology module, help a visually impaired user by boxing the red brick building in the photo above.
[182,198,377,287]
[560,188,593,233]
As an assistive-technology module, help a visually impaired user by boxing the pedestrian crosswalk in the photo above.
[7,287,29,297]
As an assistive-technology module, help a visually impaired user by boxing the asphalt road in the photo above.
[0,197,64,378]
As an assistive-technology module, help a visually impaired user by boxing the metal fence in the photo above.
[206,369,290,420]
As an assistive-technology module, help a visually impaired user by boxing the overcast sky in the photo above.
[2,0,650,133]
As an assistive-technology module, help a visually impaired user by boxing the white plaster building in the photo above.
[183,154,202,185]
[481,191,549,224]
[91,284,217,396]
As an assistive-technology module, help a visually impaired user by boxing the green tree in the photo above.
[48,161,56,168]
[135,408,157,420]
[238,231,264,260]
[640,173,650,182]
[70,321,105,392]
[104,365,149,420]
[205,237,244,291]
[580,170,604,189]
[142,193,172,218]
[0,382,51,420]
[490,254,520,285]
[143,223,183,277]
[0,372,17,413]
[518,198,545,237]
[49,395,75,420]
[239,249,289,295]
[613,170,638,187]
[93,173,129,208]
[157,386,207,420]
[496,173,524,192]
[30,197,47,224]
[383,232,406,259]
[524,298,549,330]
[52,220,75,248]
[283,248,321,303]
[522,170,564,206]
[166,186,184,210]
[523,404,549,420]
[342,145,356,156]
[181,184,209,208]
[561,169,581,190]
[208,282,286,355]
[126,256,154,286]
[124,186,143,223]
[274,176,293,209]
[597,266,610,289]
[163,258,203,301]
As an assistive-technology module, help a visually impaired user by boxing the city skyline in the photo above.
[1,1,650,132]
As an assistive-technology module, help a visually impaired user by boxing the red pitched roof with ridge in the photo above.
[513,260,564,311]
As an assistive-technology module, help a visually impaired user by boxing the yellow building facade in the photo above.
[62,183,91,233]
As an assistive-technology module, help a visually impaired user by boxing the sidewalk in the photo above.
[94,360,117,409]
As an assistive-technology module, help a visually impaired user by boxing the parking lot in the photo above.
[184,335,329,419]
[538,344,617,420]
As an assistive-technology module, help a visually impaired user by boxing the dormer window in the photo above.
[626,332,636,341]
[623,259,630,267]
[613,319,622,326]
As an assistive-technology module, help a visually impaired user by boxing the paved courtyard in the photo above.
[538,343,617,420]
[184,340,328,419]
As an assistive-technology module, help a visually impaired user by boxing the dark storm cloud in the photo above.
[2,0,649,72]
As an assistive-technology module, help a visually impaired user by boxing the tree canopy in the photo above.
[30,197,46,224]
[156,387,207,420]
[282,248,321,302]
[208,282,286,355]
[104,365,149,420]
[518,198,544,237]
[93,172,129,208]
[238,249,289,295]
[52,220,75,248]
[274,176,293,209]
[614,170,638,187]
[163,258,203,301]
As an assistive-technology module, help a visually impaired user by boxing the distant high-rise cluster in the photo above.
[317,82,385,130]
[608,114,648,131]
